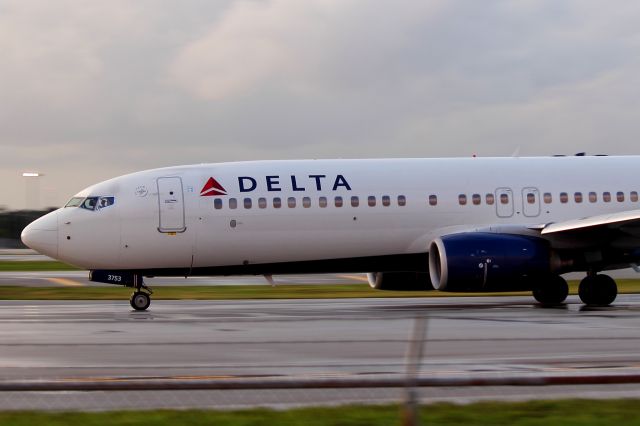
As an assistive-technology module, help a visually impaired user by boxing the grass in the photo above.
[1,260,640,300]
[1,400,640,425]
[0,261,79,271]
[0,280,639,301]
[0,284,482,300]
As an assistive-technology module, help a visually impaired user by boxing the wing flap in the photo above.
[541,209,640,235]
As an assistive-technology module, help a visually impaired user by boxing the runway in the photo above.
[1,295,640,410]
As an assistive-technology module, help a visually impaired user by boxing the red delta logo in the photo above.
[200,177,227,196]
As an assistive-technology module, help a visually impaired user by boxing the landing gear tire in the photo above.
[533,275,569,305]
[130,291,151,311]
[579,274,617,306]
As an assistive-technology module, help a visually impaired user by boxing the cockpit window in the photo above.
[65,197,84,208]
[79,196,115,211]
[98,196,115,209]
[80,197,98,210]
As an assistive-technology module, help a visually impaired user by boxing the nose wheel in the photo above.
[130,291,151,311]
[130,278,153,311]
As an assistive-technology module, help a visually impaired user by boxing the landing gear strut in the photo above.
[579,273,617,306]
[130,279,153,311]
[533,275,569,305]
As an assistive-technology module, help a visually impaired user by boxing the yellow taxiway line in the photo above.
[46,277,83,287]
[338,274,369,283]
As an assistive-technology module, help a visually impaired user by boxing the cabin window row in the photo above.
[553,191,638,204]
[428,194,504,206]
[213,195,407,210]
[455,193,505,206]
[451,191,640,206]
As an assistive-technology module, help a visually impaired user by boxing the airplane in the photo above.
[20,155,640,310]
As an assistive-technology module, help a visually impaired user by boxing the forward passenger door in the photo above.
[157,177,186,233]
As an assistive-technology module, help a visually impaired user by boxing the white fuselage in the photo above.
[21,156,640,274]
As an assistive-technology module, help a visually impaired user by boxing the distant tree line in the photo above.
[0,209,56,248]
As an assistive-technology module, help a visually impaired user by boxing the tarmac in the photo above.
[1,295,640,410]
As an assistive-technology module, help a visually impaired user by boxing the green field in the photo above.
[0,261,79,271]
[1,280,640,301]
[2,260,640,300]
[1,400,639,425]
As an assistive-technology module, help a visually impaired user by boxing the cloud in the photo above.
[169,0,446,100]
[4,1,640,208]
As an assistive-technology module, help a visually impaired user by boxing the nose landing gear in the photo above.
[130,281,153,311]
[130,292,151,310]
[89,270,154,310]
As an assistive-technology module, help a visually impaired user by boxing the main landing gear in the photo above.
[533,275,569,305]
[130,280,153,311]
[578,273,617,306]
[533,273,618,306]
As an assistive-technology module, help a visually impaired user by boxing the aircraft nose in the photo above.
[21,211,59,258]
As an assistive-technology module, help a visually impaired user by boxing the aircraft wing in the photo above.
[540,209,640,235]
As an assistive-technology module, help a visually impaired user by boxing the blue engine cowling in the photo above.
[428,233,552,292]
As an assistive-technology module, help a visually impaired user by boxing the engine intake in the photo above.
[428,233,552,292]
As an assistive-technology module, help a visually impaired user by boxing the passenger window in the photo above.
[229,198,237,209]
[560,192,568,203]
[288,197,296,208]
[214,199,223,210]
[632,191,639,202]
[319,196,328,208]
[351,196,359,207]
[588,192,597,203]
[500,194,509,205]
[398,195,407,206]
[335,196,343,207]
[273,197,282,208]
[458,194,467,205]
[368,196,376,207]
[303,197,311,208]
[543,193,552,204]
[244,198,252,209]
[485,194,495,205]
[382,195,390,207]
[429,195,437,206]
[617,191,625,202]
[472,194,481,205]
[574,192,583,203]
[603,192,611,202]
[258,198,267,209]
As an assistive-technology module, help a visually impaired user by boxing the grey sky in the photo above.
[2,0,640,209]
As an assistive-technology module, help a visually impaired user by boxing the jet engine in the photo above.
[367,271,433,291]
[428,233,553,292]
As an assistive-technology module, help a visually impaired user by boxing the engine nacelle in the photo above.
[367,272,433,291]
[428,233,552,292]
